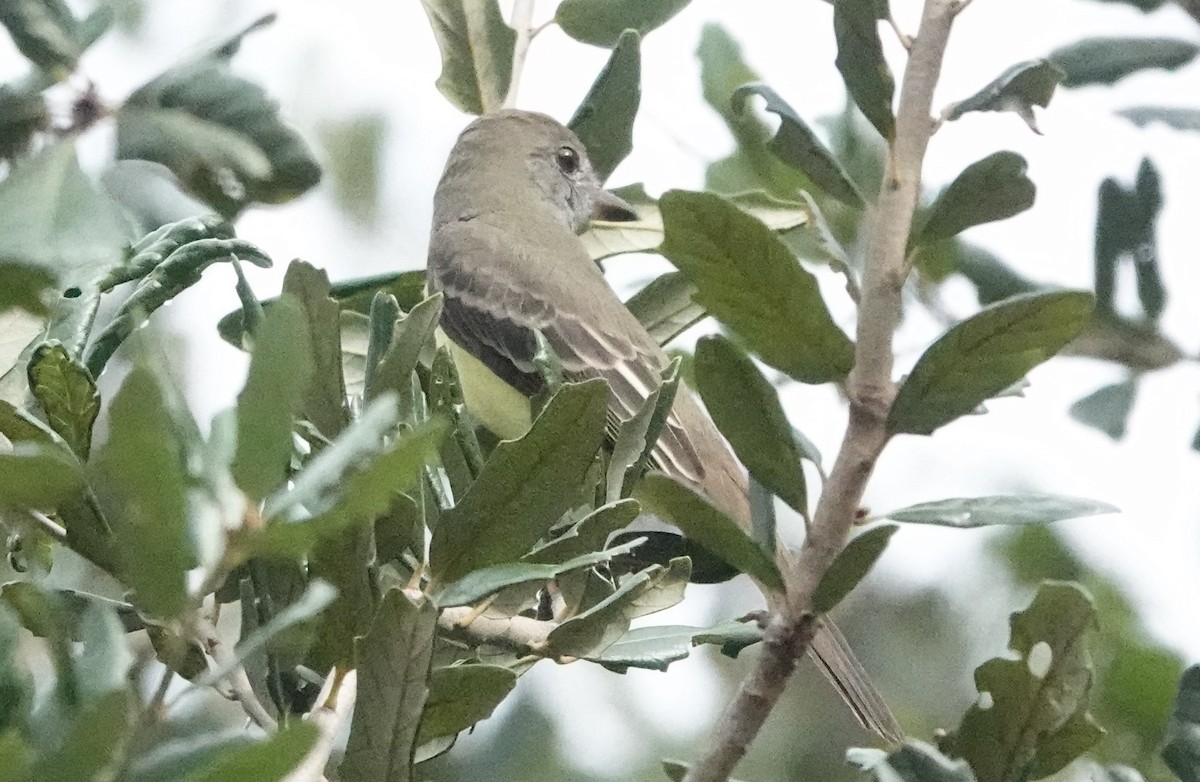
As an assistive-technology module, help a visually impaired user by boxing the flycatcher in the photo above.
[427,109,900,743]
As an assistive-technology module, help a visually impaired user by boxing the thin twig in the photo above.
[682,2,961,780]
[282,671,358,782]
[205,624,279,732]
[503,0,537,108]
[437,605,556,652]
[28,510,67,544]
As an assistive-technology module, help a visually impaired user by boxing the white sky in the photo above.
[5,0,1200,775]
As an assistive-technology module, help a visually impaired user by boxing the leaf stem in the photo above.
[682,2,961,779]
[504,0,537,108]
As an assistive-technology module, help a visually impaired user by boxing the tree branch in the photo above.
[682,3,961,779]
[504,0,536,108]
[438,605,555,652]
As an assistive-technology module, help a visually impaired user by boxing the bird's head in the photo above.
[435,109,637,233]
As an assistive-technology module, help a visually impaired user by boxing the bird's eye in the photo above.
[554,146,580,174]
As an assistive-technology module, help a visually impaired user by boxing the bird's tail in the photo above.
[808,618,904,744]
[670,385,904,744]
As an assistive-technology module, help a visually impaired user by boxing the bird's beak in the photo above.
[590,189,639,223]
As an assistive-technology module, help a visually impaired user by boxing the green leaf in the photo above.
[195,580,335,688]
[658,189,853,384]
[0,442,82,509]
[884,494,1117,529]
[916,152,1036,245]
[1069,380,1137,440]
[25,341,99,459]
[731,84,864,208]
[941,581,1104,782]
[253,418,444,560]
[583,185,811,262]
[942,60,1064,134]
[341,589,437,782]
[417,665,517,743]
[634,473,782,590]
[694,335,806,515]
[91,365,194,618]
[524,499,640,565]
[587,620,761,672]
[428,380,609,586]
[847,740,978,781]
[0,0,90,77]
[1051,37,1199,88]
[609,359,681,500]
[369,294,443,415]
[418,0,515,114]
[833,0,895,141]
[231,296,313,500]
[282,261,350,438]
[264,393,401,521]
[0,139,131,315]
[695,24,815,200]
[546,558,691,657]
[780,190,855,275]
[83,233,273,378]
[888,291,1094,436]
[179,723,319,782]
[1118,106,1200,133]
[569,29,640,183]
[556,0,690,48]
[1163,666,1200,782]
[624,272,703,348]
[811,524,896,614]
[117,42,321,217]
[433,537,645,608]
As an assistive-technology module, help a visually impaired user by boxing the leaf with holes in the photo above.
[940,582,1103,782]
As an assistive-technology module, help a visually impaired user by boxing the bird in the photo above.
[426,108,901,743]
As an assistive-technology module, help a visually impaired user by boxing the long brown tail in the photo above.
[809,619,904,744]
[670,386,904,744]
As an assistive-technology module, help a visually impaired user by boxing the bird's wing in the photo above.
[428,219,705,484]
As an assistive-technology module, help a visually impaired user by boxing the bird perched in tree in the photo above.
[426,109,900,743]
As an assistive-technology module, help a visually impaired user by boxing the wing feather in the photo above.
[429,219,706,484]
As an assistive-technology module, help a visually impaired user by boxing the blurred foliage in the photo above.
[0,1,1195,781]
